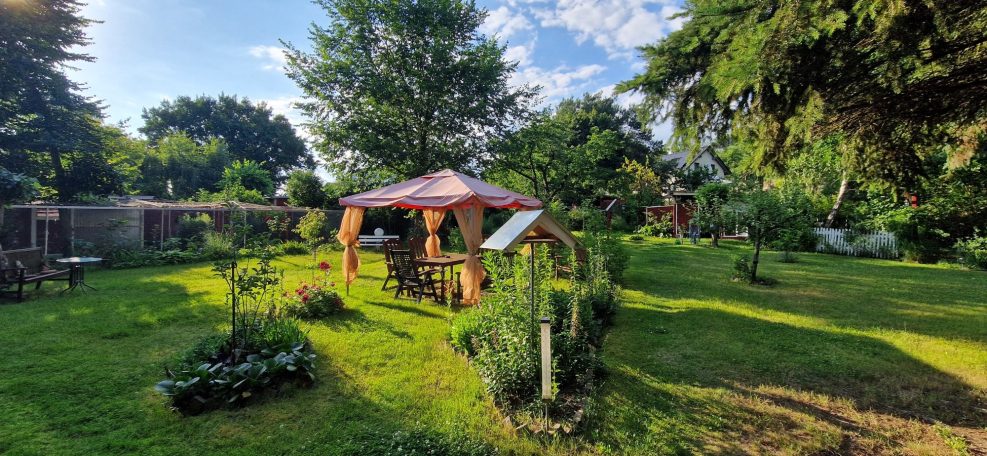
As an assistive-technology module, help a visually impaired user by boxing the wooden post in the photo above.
[540,316,552,401]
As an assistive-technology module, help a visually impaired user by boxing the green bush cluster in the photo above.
[956,235,987,270]
[635,211,673,238]
[275,240,310,255]
[449,241,620,428]
[156,320,315,415]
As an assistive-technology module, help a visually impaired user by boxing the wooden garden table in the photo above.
[414,253,468,303]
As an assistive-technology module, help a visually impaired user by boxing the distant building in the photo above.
[661,149,732,182]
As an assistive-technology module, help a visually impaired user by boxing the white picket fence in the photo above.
[814,228,899,259]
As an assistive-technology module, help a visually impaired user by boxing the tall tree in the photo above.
[487,94,660,205]
[140,94,311,181]
[137,132,230,199]
[219,160,275,197]
[285,170,327,208]
[619,0,987,188]
[284,0,537,180]
[0,0,119,201]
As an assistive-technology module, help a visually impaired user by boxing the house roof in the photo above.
[661,150,732,176]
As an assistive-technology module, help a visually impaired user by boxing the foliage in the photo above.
[692,182,731,246]
[140,94,310,181]
[201,231,234,260]
[446,226,466,253]
[868,151,987,263]
[285,170,326,208]
[487,94,660,206]
[156,324,315,415]
[285,0,536,180]
[0,167,39,207]
[219,160,274,196]
[635,211,673,238]
[192,182,268,205]
[955,236,987,270]
[620,0,987,188]
[450,240,619,429]
[294,210,331,246]
[140,133,231,199]
[0,0,123,202]
[731,254,752,282]
[283,261,344,319]
[730,190,811,284]
[615,158,678,226]
[176,213,213,248]
[275,240,310,256]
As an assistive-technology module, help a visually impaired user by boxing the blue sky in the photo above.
[74,0,684,144]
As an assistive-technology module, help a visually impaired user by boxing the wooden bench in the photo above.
[358,229,400,249]
[1,248,70,302]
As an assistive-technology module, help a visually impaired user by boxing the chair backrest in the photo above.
[389,249,419,280]
[382,239,402,265]
[1,248,44,274]
[408,237,428,259]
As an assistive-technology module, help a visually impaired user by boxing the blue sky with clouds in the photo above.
[74,0,684,144]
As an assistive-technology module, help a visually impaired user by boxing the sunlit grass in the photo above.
[0,239,984,454]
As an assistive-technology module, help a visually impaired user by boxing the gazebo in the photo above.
[336,169,542,304]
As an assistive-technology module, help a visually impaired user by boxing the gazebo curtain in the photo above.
[453,206,484,305]
[337,207,366,289]
[422,208,446,257]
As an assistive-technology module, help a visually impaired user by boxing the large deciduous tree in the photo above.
[140,95,311,181]
[285,170,327,208]
[619,0,987,188]
[284,0,537,180]
[487,94,661,205]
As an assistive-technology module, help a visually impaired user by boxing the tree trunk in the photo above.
[711,227,720,248]
[825,177,850,228]
[750,238,761,284]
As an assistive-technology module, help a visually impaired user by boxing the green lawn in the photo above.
[1,239,985,455]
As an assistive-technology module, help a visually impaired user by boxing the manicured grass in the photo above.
[1,239,984,454]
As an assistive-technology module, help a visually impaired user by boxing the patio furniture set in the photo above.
[0,247,101,301]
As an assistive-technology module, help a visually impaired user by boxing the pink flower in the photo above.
[301,294,310,303]
[319,261,331,271]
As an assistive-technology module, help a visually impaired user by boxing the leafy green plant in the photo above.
[351,427,496,456]
[176,213,213,248]
[635,211,673,238]
[956,235,987,270]
[276,240,310,255]
[732,254,752,282]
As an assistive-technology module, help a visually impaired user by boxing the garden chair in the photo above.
[408,237,428,260]
[390,249,440,304]
[381,239,402,291]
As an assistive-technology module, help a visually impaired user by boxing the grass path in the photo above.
[1,239,985,454]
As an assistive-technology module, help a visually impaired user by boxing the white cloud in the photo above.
[512,64,607,100]
[524,0,682,59]
[481,6,534,40]
[504,41,535,66]
[260,96,309,140]
[248,45,287,71]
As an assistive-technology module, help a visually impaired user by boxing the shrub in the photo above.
[446,226,466,252]
[449,308,488,357]
[283,261,344,319]
[449,247,617,430]
[778,251,799,263]
[635,211,673,238]
[201,231,233,260]
[176,213,213,247]
[628,234,644,241]
[276,240,310,255]
[732,254,752,282]
[956,235,987,270]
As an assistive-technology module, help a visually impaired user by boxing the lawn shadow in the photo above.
[320,306,414,340]
[593,301,987,456]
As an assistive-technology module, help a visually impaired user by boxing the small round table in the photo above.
[56,257,103,292]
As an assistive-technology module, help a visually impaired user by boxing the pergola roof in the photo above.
[339,169,542,210]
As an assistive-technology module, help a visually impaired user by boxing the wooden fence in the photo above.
[814,228,899,259]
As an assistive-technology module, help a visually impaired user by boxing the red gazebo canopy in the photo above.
[335,169,541,305]
[339,169,542,209]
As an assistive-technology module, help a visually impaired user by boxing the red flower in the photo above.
[318,261,332,271]
[301,294,310,303]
